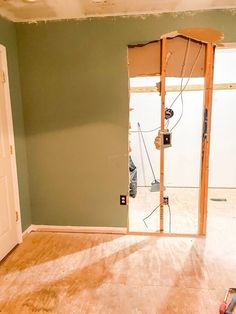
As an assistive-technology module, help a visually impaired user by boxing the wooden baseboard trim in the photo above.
[22,225,127,239]
[23,225,202,238]
[30,225,127,235]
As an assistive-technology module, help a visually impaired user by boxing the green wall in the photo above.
[16,9,236,227]
[0,16,31,231]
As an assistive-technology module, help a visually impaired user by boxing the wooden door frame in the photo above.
[198,43,214,235]
[127,43,235,237]
[0,44,22,243]
[198,43,236,235]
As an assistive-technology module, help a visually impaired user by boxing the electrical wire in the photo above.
[143,203,162,228]
[143,202,172,232]
[137,122,157,183]
[169,43,203,110]
[130,124,162,133]
[170,84,184,131]
[168,39,190,110]
[130,43,203,134]
[181,39,191,78]
[168,43,204,131]
[130,119,168,133]
[165,118,170,129]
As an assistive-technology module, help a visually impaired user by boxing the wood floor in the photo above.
[1,202,236,313]
[129,187,236,234]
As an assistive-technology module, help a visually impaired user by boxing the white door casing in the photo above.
[0,44,22,261]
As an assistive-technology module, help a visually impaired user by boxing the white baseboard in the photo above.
[22,224,35,239]
[23,224,127,236]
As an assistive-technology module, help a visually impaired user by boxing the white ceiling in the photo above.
[0,0,236,22]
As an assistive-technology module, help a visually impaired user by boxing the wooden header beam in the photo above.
[130,83,236,93]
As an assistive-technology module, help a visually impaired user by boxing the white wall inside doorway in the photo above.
[129,48,236,188]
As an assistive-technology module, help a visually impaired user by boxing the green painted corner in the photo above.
[0,16,31,231]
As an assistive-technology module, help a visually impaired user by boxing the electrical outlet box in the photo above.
[163,196,169,205]
[160,130,171,148]
[154,129,172,150]
[120,195,127,205]
[163,133,171,146]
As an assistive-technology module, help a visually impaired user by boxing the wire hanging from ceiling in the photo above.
[130,42,203,133]
[169,42,203,131]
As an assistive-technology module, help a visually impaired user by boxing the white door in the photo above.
[0,45,19,261]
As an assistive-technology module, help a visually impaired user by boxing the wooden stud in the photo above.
[130,82,236,93]
[128,231,202,238]
[198,43,214,236]
[159,37,167,232]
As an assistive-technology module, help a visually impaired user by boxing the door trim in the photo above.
[0,44,22,243]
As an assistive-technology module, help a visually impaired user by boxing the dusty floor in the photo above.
[129,187,236,234]
[0,192,236,313]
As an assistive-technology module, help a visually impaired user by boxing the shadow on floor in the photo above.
[0,236,153,313]
[0,231,123,274]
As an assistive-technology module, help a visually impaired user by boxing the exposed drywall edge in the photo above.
[220,42,236,48]
[0,12,14,23]
[9,7,236,23]
[0,14,12,22]
[30,225,128,235]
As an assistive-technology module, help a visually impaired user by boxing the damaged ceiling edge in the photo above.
[1,6,236,23]
[0,8,16,22]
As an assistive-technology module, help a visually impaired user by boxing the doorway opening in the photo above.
[128,75,203,234]
[128,44,236,235]
[207,47,236,233]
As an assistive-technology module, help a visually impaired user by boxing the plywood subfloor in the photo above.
[1,195,236,313]
[129,187,236,234]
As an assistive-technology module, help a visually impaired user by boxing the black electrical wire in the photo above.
[143,203,162,228]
